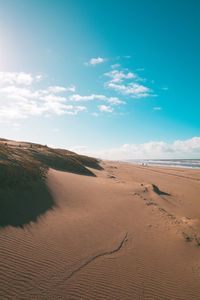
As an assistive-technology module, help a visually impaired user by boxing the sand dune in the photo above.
[0,139,101,228]
[0,142,200,299]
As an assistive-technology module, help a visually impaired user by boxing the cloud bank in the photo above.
[0,72,41,85]
[74,137,200,160]
[0,73,86,119]
[0,72,125,120]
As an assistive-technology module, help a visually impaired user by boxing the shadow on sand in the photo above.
[0,179,55,228]
[152,184,171,196]
[31,151,99,177]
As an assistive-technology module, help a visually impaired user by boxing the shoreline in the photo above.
[104,159,200,171]
[122,159,200,170]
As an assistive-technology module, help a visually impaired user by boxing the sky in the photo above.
[0,0,199,159]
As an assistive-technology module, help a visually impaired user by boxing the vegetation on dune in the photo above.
[0,140,102,228]
[0,140,101,188]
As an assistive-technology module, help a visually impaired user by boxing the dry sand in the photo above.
[1,161,200,299]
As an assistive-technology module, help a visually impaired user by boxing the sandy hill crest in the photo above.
[0,138,102,228]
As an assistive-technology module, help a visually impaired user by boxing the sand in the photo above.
[0,161,200,299]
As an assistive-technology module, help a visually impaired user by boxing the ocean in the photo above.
[127,159,200,169]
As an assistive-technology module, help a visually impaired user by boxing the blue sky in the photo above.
[0,0,199,158]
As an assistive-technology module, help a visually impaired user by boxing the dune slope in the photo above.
[0,139,101,228]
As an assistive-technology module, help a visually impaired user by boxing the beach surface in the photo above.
[1,160,200,299]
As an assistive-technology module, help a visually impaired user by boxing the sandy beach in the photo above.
[0,158,200,299]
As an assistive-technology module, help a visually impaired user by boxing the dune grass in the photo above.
[0,140,102,227]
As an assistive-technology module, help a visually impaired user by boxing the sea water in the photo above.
[127,159,200,169]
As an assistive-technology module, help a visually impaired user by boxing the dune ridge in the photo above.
[0,139,101,228]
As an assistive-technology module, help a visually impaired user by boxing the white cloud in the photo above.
[106,82,152,98]
[42,94,66,103]
[104,68,154,99]
[47,84,76,94]
[69,94,124,105]
[80,137,200,160]
[98,105,113,113]
[0,72,41,86]
[69,94,105,102]
[66,84,76,93]
[48,86,67,94]
[0,85,39,100]
[85,57,106,66]
[107,97,125,105]
[105,69,136,83]
[172,137,200,153]
[0,73,85,120]
[0,98,87,119]
[63,105,87,115]
[35,74,43,81]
